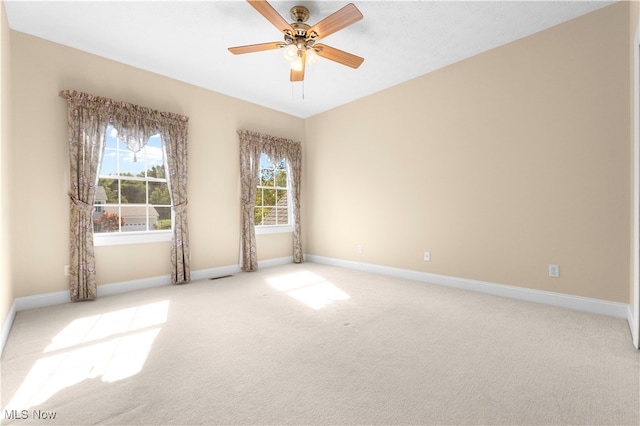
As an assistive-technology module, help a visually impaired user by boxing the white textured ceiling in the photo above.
[5,0,614,118]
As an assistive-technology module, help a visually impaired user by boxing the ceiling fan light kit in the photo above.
[228,0,364,82]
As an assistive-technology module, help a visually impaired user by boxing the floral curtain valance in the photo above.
[238,130,301,170]
[59,90,189,155]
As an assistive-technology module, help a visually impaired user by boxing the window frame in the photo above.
[93,125,173,246]
[94,231,172,247]
[254,153,293,235]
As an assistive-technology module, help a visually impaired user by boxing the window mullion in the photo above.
[93,126,172,239]
[254,154,291,229]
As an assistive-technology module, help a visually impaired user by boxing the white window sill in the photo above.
[255,225,293,235]
[94,231,172,246]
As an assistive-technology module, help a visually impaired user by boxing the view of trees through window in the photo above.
[255,154,289,226]
[93,126,172,234]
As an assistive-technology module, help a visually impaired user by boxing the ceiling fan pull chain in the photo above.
[290,82,305,100]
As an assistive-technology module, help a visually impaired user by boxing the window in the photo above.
[255,153,292,233]
[93,125,172,245]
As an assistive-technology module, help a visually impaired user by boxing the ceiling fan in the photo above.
[228,0,364,82]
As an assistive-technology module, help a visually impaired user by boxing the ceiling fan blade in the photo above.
[247,0,293,35]
[315,44,364,69]
[307,3,363,41]
[290,52,306,82]
[228,42,284,55]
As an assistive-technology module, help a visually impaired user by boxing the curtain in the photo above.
[60,91,110,301]
[238,130,303,271]
[60,90,191,299]
[162,116,190,284]
[287,143,303,263]
[239,132,261,271]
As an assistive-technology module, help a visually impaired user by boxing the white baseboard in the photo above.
[191,265,241,281]
[305,255,630,319]
[628,306,635,343]
[190,257,293,281]
[14,289,70,311]
[628,305,640,349]
[258,256,295,269]
[97,275,172,297]
[1,300,16,356]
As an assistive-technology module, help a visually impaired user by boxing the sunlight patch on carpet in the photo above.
[3,301,169,411]
[267,270,350,310]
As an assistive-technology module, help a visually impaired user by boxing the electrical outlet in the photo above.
[357,245,363,254]
[64,265,70,276]
[424,251,431,262]
[549,264,560,278]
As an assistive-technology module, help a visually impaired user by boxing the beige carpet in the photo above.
[1,262,638,425]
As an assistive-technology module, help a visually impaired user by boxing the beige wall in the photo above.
[305,2,630,303]
[9,31,304,297]
[1,0,13,328]
[630,0,639,333]
[4,2,634,308]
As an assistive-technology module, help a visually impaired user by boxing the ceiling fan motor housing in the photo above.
[290,6,310,23]
[288,6,314,49]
